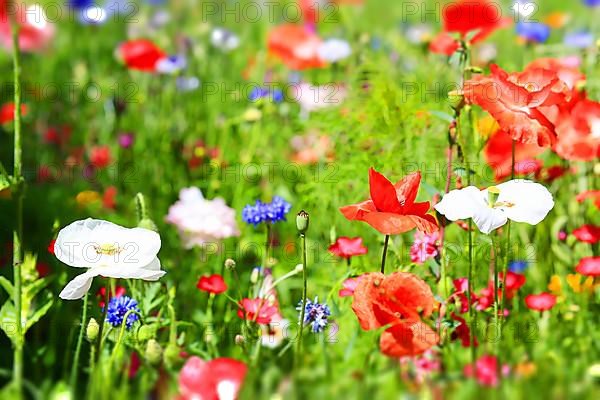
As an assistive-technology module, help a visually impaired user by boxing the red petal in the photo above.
[379,320,439,357]
[394,172,421,210]
[369,168,402,213]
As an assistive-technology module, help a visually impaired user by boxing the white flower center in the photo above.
[487,186,515,209]
[93,243,123,256]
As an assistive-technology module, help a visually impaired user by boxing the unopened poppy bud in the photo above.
[224,258,236,270]
[465,66,483,74]
[235,334,245,345]
[86,318,99,342]
[296,210,309,234]
[163,343,180,367]
[138,218,158,232]
[145,339,163,365]
[447,90,465,112]
[137,324,154,342]
[250,267,260,284]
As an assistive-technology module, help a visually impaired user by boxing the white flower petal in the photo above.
[496,180,554,225]
[100,257,165,281]
[472,207,508,234]
[434,186,485,221]
[59,269,101,300]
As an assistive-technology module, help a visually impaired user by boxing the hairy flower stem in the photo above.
[95,281,110,359]
[295,233,308,370]
[70,292,89,397]
[380,235,390,274]
[10,10,24,396]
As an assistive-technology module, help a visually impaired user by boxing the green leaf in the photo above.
[0,301,17,344]
[0,277,14,298]
[25,298,53,333]
[551,243,572,265]
[23,277,51,301]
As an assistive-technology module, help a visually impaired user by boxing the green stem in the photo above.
[10,7,24,396]
[70,293,89,396]
[135,192,148,222]
[295,233,308,369]
[380,235,390,274]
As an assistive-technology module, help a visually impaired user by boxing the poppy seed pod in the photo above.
[296,210,310,234]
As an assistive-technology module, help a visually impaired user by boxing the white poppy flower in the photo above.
[434,180,554,234]
[211,27,240,51]
[54,218,165,300]
[317,38,352,63]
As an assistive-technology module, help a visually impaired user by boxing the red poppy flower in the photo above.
[102,186,118,209]
[89,146,112,169]
[118,39,166,72]
[525,292,556,311]
[237,298,278,325]
[267,24,326,70]
[484,129,544,181]
[328,237,368,259]
[572,224,600,244]
[451,312,478,347]
[452,278,471,313]
[47,239,56,255]
[553,99,600,161]
[576,190,600,209]
[575,256,600,277]
[443,0,511,44]
[428,31,460,56]
[526,57,586,93]
[299,0,318,25]
[339,275,364,297]
[340,168,438,235]
[352,272,438,357]
[0,3,55,52]
[197,274,228,294]
[464,354,509,387]
[0,103,27,124]
[464,64,571,147]
[178,356,247,400]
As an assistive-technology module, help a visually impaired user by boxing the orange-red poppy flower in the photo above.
[118,39,166,72]
[340,168,438,235]
[553,99,600,161]
[526,57,586,93]
[267,24,326,70]
[428,31,460,56]
[576,190,600,209]
[484,129,545,181]
[352,272,438,357]
[443,0,511,44]
[464,64,571,147]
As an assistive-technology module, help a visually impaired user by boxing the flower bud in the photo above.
[137,324,155,342]
[163,343,180,367]
[145,339,163,365]
[235,334,245,345]
[138,218,158,232]
[86,318,99,342]
[447,90,465,113]
[224,258,236,270]
[250,267,260,284]
[296,210,309,234]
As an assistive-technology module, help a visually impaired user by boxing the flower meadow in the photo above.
[0,0,599,399]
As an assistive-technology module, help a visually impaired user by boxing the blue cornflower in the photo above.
[248,87,284,103]
[106,296,140,329]
[516,22,551,43]
[584,0,600,7]
[242,196,291,226]
[297,297,331,333]
[564,31,595,49]
[68,0,94,10]
[508,260,529,273]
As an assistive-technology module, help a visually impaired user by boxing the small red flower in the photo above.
[118,39,166,72]
[572,224,600,244]
[451,312,478,347]
[103,186,118,209]
[197,274,228,295]
[352,272,438,357]
[0,103,27,124]
[328,237,368,259]
[237,298,278,325]
[97,285,126,308]
[464,64,571,147]
[484,129,544,181]
[575,256,600,277]
[267,24,326,70]
[178,356,247,400]
[89,146,112,169]
[525,292,557,311]
[443,0,511,44]
[338,275,364,298]
[428,31,460,56]
[464,354,509,387]
[47,239,56,255]
[340,168,438,235]
[576,190,600,209]
[553,99,600,161]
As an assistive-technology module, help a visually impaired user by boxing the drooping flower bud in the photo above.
[86,318,99,342]
[145,339,163,365]
[137,324,155,342]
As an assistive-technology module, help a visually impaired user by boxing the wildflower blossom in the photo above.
[178,356,247,400]
[339,276,363,297]
[576,256,600,277]
[242,196,291,225]
[297,297,331,333]
[328,237,368,259]
[508,260,529,273]
[317,38,352,63]
[166,187,239,248]
[106,295,140,328]
[516,22,551,43]
[211,27,240,51]
[525,293,557,311]
[573,225,600,244]
[196,274,227,294]
[464,355,510,387]
[237,298,278,325]
[410,231,440,264]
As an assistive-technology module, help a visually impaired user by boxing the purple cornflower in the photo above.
[249,87,284,103]
[508,260,528,273]
[118,132,134,149]
[297,297,331,333]
[242,196,291,225]
[106,296,140,329]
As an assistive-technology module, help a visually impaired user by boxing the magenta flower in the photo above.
[410,231,440,264]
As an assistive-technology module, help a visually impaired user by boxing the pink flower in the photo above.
[464,355,509,387]
[328,237,368,259]
[237,298,278,325]
[166,188,239,249]
[410,231,440,264]
[525,293,557,311]
[339,276,364,297]
[576,256,600,277]
[178,356,247,400]
[0,3,55,53]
